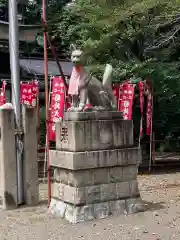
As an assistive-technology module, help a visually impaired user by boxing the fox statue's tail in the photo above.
[102,64,113,87]
[101,64,117,109]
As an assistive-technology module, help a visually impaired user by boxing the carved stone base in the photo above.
[49,111,145,223]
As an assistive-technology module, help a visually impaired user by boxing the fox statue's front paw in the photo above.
[67,103,85,112]
[68,107,83,112]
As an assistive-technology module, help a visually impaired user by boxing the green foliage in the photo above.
[27,0,180,143]
[47,0,180,141]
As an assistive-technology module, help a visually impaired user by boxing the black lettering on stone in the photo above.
[60,127,68,143]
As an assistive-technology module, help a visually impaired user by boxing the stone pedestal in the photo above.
[0,107,39,210]
[0,109,18,209]
[49,111,144,223]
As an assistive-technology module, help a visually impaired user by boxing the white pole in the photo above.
[9,0,24,204]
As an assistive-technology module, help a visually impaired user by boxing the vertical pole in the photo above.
[43,77,52,183]
[138,117,143,147]
[148,93,153,171]
[152,132,155,165]
[46,34,67,88]
[9,0,24,204]
[42,0,51,206]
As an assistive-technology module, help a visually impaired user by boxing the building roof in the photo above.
[19,58,73,76]
[0,20,40,42]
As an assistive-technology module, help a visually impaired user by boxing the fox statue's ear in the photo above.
[70,44,76,52]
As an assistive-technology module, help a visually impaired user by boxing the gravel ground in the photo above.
[1,172,180,239]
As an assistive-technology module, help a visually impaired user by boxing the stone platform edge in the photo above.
[49,197,147,224]
[49,147,142,170]
[63,111,123,121]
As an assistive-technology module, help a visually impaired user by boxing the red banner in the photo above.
[20,80,39,107]
[0,81,6,106]
[138,81,144,137]
[31,80,39,107]
[49,76,66,141]
[20,83,32,106]
[113,84,120,106]
[118,83,135,120]
[146,80,153,135]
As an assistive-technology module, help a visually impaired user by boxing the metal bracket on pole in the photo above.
[14,129,24,136]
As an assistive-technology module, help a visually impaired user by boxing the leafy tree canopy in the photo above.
[48,0,180,142]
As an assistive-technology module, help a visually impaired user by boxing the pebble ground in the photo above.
[1,171,180,240]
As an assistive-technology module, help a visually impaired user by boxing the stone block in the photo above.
[112,120,133,149]
[100,183,116,201]
[69,170,93,186]
[85,185,101,204]
[109,199,126,215]
[50,151,75,169]
[55,167,134,187]
[63,185,85,205]
[52,183,85,205]
[49,198,67,218]
[99,149,118,167]
[122,165,137,181]
[53,168,68,183]
[93,202,110,219]
[56,119,133,152]
[93,168,109,185]
[52,182,60,199]
[108,167,123,183]
[129,180,140,197]
[65,203,94,224]
[54,168,94,187]
[49,197,146,223]
[52,180,138,205]
[65,204,77,223]
[64,203,95,223]
[127,148,142,165]
[117,149,128,165]
[55,201,67,218]
[50,148,140,170]
[59,183,65,200]
[83,205,94,221]
[116,181,130,198]
[52,182,66,200]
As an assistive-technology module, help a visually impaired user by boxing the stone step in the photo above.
[49,197,146,224]
[52,180,139,206]
[53,165,138,187]
[49,147,141,170]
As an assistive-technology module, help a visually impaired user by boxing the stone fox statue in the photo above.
[68,44,117,112]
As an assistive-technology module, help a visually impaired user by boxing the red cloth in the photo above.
[68,66,83,95]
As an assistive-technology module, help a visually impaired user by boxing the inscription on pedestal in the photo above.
[60,127,68,143]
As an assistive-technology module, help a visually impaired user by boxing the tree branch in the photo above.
[145,27,180,52]
[157,15,180,33]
